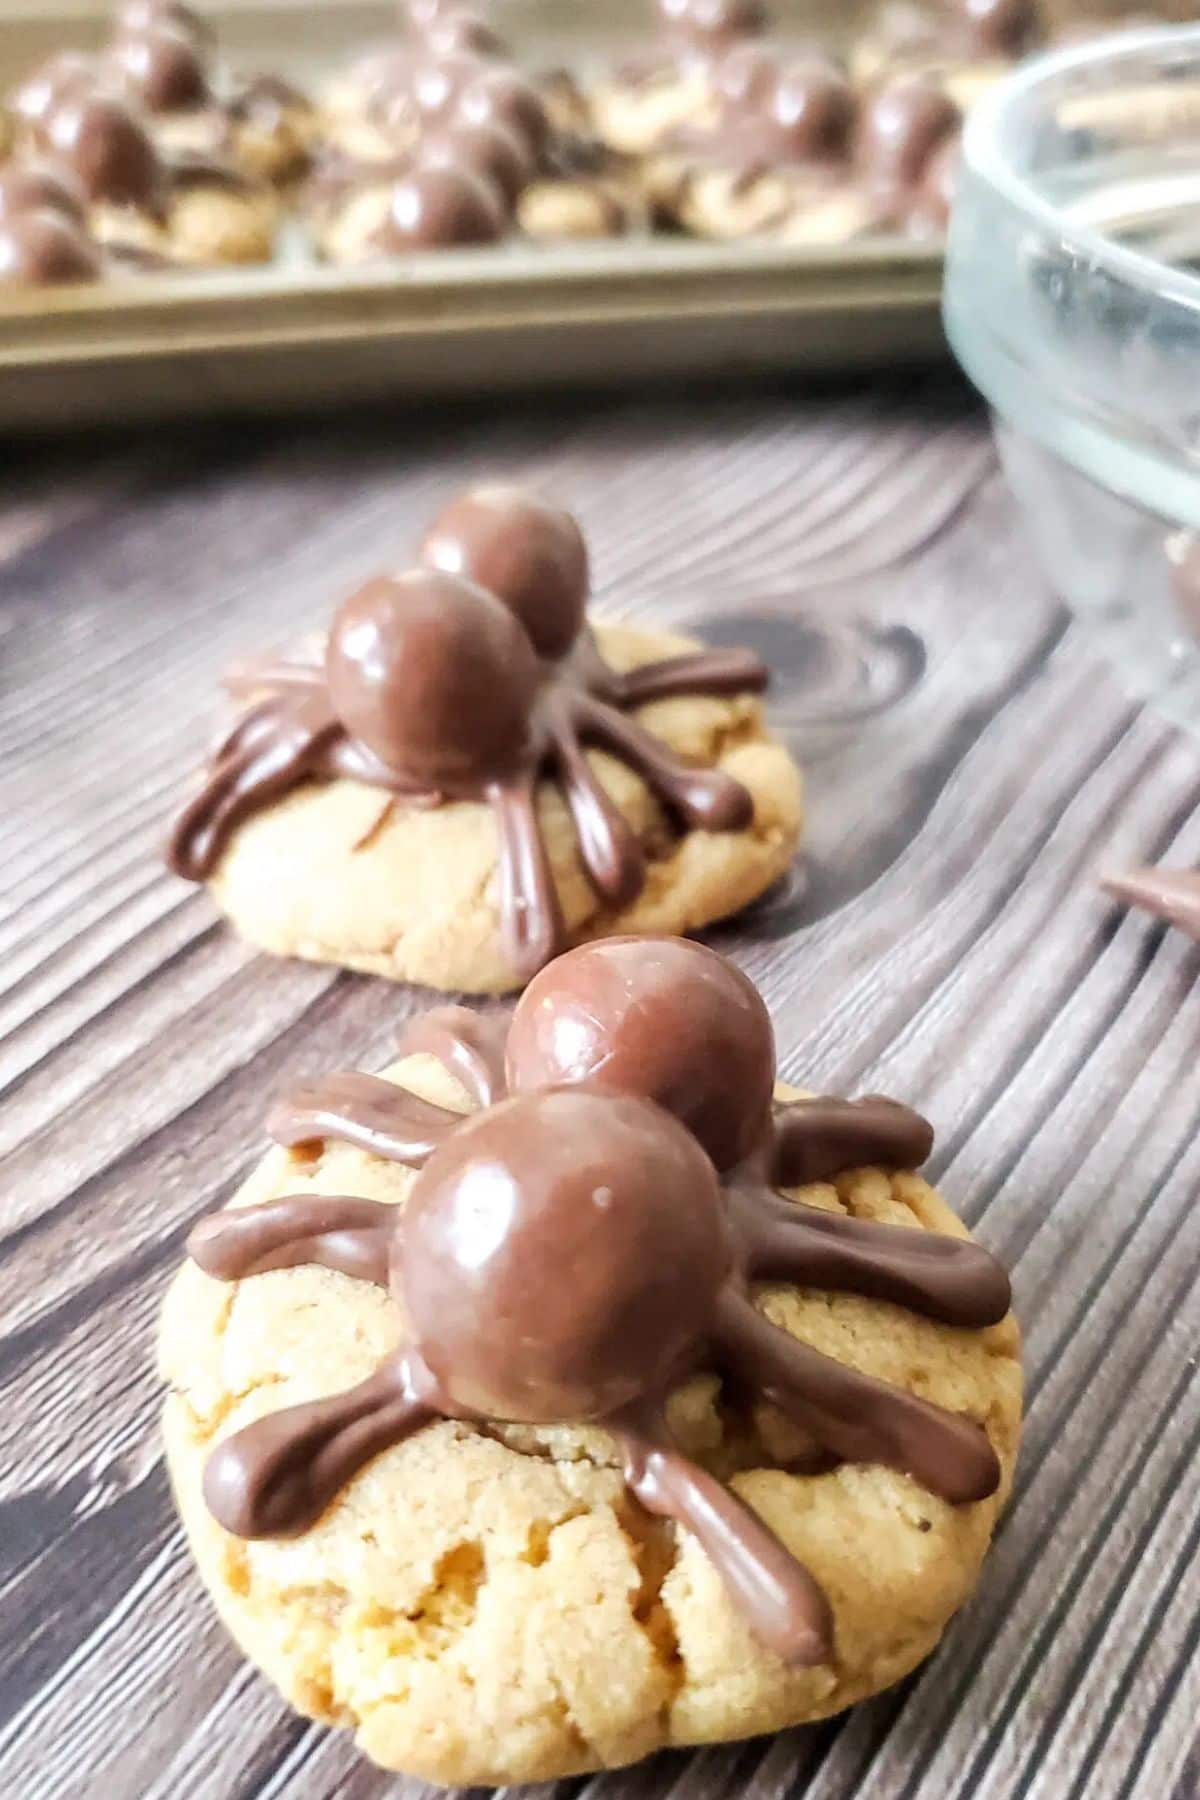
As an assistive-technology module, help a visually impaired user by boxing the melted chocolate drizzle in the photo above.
[188,990,1010,1665]
[167,529,768,984]
[268,1069,462,1166]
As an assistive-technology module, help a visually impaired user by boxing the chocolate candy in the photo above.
[11,53,101,126]
[109,25,211,113]
[0,209,103,284]
[659,0,769,49]
[506,936,777,1170]
[0,158,88,226]
[961,0,1037,56]
[325,567,538,784]
[859,76,960,195]
[371,161,507,249]
[420,485,588,659]
[400,1089,731,1420]
[36,90,166,210]
[412,58,549,154]
[419,118,532,206]
[420,9,508,59]
[769,57,858,161]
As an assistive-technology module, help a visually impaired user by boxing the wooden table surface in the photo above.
[2,376,1198,1800]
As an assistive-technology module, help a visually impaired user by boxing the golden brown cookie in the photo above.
[517,172,645,241]
[205,620,801,992]
[161,1056,1021,1787]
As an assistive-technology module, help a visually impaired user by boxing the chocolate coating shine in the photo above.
[421,8,508,59]
[37,91,165,209]
[373,161,507,249]
[12,53,101,126]
[399,1089,731,1421]
[325,568,538,784]
[419,118,532,206]
[0,158,88,226]
[859,77,960,195]
[506,936,776,1171]
[414,59,549,154]
[961,0,1036,56]
[109,25,211,113]
[420,486,588,658]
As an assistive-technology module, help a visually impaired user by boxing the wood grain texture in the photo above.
[1,377,1198,1800]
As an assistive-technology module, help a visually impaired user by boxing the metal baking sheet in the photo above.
[0,0,946,428]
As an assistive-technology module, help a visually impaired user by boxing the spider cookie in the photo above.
[589,0,769,159]
[13,78,277,264]
[11,17,313,193]
[645,45,872,242]
[166,487,801,991]
[161,935,1022,1787]
[110,20,316,190]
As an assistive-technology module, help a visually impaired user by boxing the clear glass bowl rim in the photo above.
[961,20,1200,318]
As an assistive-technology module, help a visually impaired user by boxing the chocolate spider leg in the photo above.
[268,1071,463,1167]
[203,1350,437,1538]
[544,704,646,907]
[573,693,754,832]
[188,1195,394,1287]
[487,770,565,980]
[715,1288,1001,1504]
[167,694,342,882]
[770,1096,934,1188]
[727,1183,1011,1328]
[609,647,769,707]
[611,1398,833,1667]
[209,693,291,765]
[397,1006,510,1108]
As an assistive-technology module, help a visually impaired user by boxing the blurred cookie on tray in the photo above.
[851,0,1039,110]
[306,2,646,260]
[9,76,279,266]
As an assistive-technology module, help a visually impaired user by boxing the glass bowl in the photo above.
[944,23,1200,731]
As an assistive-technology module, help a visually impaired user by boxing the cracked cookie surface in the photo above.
[160,1059,1021,1787]
[205,619,803,994]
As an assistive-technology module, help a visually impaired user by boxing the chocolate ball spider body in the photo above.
[326,569,538,785]
[421,486,589,659]
[419,118,532,206]
[375,162,508,249]
[420,9,508,60]
[116,0,212,48]
[0,158,88,226]
[12,53,101,127]
[108,25,212,113]
[962,0,1037,56]
[399,1089,731,1421]
[37,90,166,210]
[660,0,769,51]
[505,935,776,1170]
[0,208,104,283]
[858,77,960,199]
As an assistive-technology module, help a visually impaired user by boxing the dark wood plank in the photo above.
[0,378,1196,1800]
